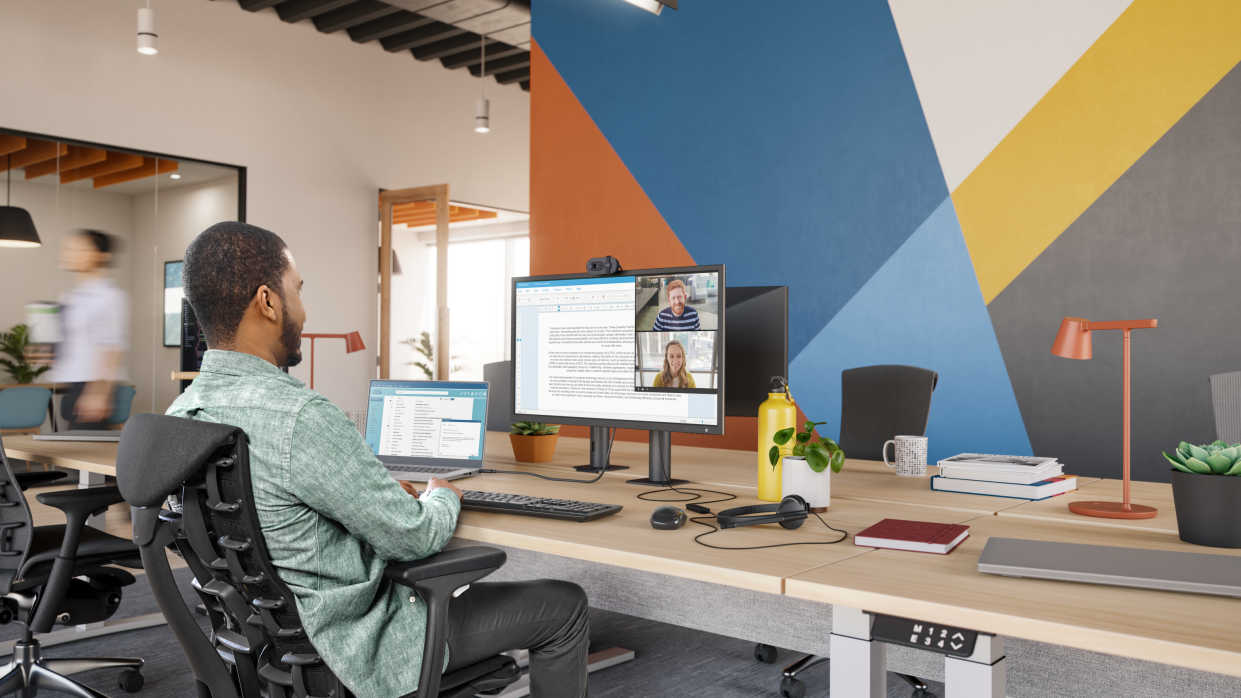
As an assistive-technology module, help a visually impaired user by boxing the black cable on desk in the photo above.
[480,428,616,484]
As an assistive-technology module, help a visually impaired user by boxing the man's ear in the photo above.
[255,285,281,323]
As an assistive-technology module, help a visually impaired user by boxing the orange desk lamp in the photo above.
[301,332,366,390]
[1050,316,1158,519]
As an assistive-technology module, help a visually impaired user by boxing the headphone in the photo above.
[715,494,809,530]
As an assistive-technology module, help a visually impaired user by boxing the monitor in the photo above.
[363,380,490,466]
[511,265,724,484]
[723,286,788,417]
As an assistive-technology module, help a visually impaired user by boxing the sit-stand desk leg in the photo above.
[830,606,886,698]
[626,431,688,487]
[79,471,106,531]
[572,426,629,472]
[945,635,1005,698]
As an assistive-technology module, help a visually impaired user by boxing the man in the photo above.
[170,222,589,698]
[651,279,699,331]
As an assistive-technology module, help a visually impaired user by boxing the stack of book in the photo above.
[931,453,1077,500]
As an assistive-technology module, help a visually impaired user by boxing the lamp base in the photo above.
[1068,501,1158,519]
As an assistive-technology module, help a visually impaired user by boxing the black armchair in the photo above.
[117,413,522,698]
[0,433,145,698]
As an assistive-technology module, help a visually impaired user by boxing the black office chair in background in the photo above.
[0,432,146,697]
[117,413,523,698]
[763,364,938,698]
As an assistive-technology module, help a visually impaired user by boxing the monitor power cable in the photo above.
[480,428,616,484]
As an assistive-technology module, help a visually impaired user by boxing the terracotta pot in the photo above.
[510,433,559,463]
[780,456,831,512]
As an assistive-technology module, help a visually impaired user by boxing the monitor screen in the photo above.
[511,265,724,434]
[364,380,489,464]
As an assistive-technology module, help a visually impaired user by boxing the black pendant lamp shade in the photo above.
[1,153,40,248]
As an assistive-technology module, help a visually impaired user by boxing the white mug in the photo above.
[883,436,928,477]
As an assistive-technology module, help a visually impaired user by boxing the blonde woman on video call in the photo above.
[652,339,697,388]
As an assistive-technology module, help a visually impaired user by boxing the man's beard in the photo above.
[281,311,303,368]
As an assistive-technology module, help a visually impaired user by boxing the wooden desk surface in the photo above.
[999,478,1179,534]
[784,514,1241,678]
[4,435,118,476]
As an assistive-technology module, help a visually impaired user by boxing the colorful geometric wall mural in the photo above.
[530,0,1241,482]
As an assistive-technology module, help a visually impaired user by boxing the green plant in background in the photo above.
[0,324,51,384]
[769,421,845,474]
[510,422,560,436]
[401,331,436,379]
[1163,440,1241,476]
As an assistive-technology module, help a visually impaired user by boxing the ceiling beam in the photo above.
[493,66,530,86]
[439,43,523,70]
[381,22,463,52]
[313,0,399,33]
[239,0,290,11]
[24,146,106,179]
[468,52,529,77]
[60,152,144,184]
[0,136,25,159]
[348,11,431,43]
[276,0,357,24]
[94,158,178,189]
[8,140,68,169]
[411,32,487,61]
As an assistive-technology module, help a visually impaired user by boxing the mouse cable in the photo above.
[480,428,616,484]
[689,512,848,550]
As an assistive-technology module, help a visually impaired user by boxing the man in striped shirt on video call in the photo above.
[652,279,700,331]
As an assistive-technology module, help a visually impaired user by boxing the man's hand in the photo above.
[424,477,463,501]
[398,481,420,497]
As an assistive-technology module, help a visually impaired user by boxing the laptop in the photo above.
[363,379,490,482]
[33,430,122,442]
[978,537,1241,599]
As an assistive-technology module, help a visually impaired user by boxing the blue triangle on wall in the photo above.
[789,196,1032,464]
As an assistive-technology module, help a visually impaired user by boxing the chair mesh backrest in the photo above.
[174,432,350,698]
[1210,371,1241,445]
[0,434,32,596]
[839,365,938,461]
[0,387,52,430]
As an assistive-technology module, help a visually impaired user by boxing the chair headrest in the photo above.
[117,414,243,507]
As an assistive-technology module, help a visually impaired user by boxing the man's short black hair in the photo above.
[183,222,289,346]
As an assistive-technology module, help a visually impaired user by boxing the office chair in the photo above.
[1210,370,1241,445]
[59,385,137,430]
[117,414,523,698]
[0,431,146,697]
[763,364,938,698]
[0,386,53,436]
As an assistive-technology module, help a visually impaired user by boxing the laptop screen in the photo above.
[364,380,489,465]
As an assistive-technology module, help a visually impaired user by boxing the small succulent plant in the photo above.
[510,422,560,436]
[1163,440,1241,476]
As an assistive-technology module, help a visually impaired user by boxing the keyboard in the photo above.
[460,490,623,522]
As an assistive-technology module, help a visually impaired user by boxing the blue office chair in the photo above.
[59,385,136,428]
[0,386,52,436]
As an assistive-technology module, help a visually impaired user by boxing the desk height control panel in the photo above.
[870,614,980,658]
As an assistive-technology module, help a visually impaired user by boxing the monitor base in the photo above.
[573,464,630,472]
[626,477,689,487]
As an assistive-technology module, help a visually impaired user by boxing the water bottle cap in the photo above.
[770,376,787,393]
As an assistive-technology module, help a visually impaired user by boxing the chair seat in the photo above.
[17,525,142,584]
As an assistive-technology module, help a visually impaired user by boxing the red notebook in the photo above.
[854,519,970,554]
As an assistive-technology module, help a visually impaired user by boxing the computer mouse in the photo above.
[650,505,687,530]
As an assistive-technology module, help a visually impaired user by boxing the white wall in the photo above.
[0,0,530,412]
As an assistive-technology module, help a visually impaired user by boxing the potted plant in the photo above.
[769,421,845,512]
[0,324,51,384]
[1162,440,1241,548]
[510,422,560,463]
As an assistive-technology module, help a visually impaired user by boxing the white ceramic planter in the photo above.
[780,456,831,512]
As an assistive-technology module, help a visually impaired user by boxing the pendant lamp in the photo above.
[475,35,490,133]
[0,154,41,248]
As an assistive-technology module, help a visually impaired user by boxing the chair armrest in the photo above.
[384,547,507,589]
[36,485,126,516]
[14,471,69,491]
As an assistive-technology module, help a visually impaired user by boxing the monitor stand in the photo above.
[627,430,688,487]
[572,426,630,472]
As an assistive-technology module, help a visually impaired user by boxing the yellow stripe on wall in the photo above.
[953,0,1241,305]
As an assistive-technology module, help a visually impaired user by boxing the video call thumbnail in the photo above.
[634,272,719,394]
[635,273,719,332]
[634,331,718,392]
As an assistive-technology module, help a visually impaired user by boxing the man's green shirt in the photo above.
[168,350,461,698]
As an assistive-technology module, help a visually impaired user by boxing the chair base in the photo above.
[0,637,143,698]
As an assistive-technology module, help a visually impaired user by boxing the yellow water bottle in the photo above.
[757,377,796,501]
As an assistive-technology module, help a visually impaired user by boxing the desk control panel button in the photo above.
[871,614,979,658]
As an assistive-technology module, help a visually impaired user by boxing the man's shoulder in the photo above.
[683,306,700,317]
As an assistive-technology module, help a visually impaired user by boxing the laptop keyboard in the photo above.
[460,490,623,523]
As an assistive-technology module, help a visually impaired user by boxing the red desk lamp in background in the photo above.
[1051,316,1158,519]
[301,332,366,390]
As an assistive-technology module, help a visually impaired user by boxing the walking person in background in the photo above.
[57,230,129,429]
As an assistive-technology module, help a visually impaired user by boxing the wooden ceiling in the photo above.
[392,200,498,227]
[0,136,177,189]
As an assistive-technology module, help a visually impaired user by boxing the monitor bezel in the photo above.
[365,379,491,466]
[509,264,725,436]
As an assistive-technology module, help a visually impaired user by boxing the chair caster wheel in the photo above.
[754,643,778,664]
[118,669,144,693]
[779,676,806,698]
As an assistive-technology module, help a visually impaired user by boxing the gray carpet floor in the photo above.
[4,569,943,698]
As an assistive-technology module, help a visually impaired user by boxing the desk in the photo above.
[998,477,1180,534]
